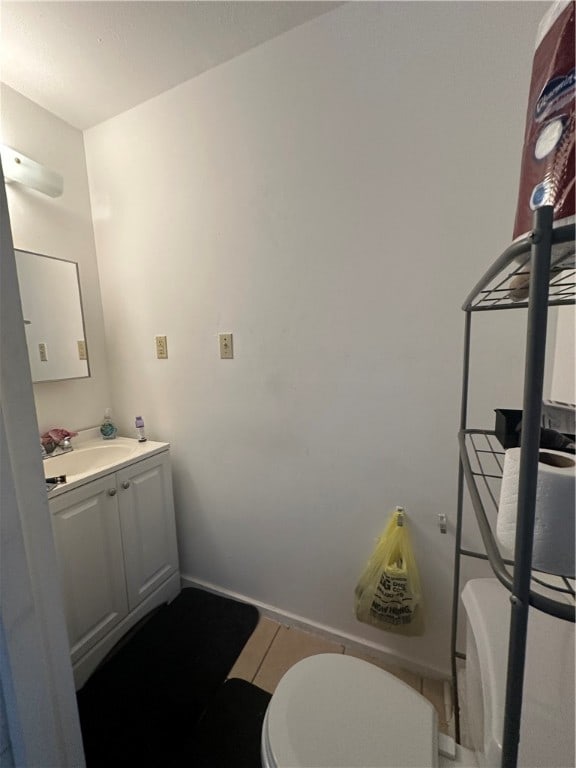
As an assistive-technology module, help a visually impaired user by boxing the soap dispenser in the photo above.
[100,408,118,440]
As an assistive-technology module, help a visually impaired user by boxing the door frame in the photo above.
[0,168,85,766]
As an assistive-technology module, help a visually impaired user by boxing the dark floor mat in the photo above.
[190,678,272,768]
[77,587,259,767]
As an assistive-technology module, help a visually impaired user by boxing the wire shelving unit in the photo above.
[450,206,575,768]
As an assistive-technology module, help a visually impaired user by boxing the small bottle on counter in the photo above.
[100,409,117,440]
[135,416,147,442]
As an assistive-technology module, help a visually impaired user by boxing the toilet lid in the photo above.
[264,653,438,768]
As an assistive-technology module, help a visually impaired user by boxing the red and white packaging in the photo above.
[513,1,574,248]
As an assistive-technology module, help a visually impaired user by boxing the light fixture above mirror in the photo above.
[0,144,63,197]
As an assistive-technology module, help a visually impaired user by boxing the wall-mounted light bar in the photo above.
[0,144,63,198]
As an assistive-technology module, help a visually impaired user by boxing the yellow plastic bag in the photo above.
[355,507,424,636]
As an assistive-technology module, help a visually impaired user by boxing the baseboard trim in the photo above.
[181,574,448,679]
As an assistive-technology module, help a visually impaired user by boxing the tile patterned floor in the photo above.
[228,617,454,736]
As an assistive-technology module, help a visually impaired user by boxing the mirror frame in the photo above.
[15,248,90,383]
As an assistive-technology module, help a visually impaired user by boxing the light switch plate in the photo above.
[155,335,168,359]
[77,340,87,360]
[39,342,48,362]
[219,333,233,359]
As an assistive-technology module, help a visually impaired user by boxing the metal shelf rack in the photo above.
[450,206,575,768]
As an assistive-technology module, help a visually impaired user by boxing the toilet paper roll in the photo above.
[497,448,575,578]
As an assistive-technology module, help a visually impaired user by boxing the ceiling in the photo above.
[1,1,342,130]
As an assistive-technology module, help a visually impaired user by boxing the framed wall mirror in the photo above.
[15,249,90,382]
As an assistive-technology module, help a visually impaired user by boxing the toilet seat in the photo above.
[262,653,439,768]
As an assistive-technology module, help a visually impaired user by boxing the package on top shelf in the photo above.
[512,1,574,264]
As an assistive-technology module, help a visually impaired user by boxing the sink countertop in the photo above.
[45,429,170,499]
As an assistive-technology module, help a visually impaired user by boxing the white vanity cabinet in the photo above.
[117,452,179,610]
[49,447,180,688]
[50,476,128,663]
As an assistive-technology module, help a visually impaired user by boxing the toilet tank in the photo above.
[462,579,574,768]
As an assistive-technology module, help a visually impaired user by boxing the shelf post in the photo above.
[451,311,473,744]
[501,205,553,768]
[451,467,465,745]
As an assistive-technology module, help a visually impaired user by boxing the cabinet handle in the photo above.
[107,488,117,496]
[121,481,130,490]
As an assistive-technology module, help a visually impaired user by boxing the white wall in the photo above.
[85,1,546,675]
[551,307,575,404]
[1,84,111,433]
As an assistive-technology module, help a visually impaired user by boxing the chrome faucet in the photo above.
[42,439,74,458]
[58,437,74,452]
[41,430,76,458]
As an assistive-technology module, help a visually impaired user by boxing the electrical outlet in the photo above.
[39,342,48,362]
[219,333,233,359]
[155,335,168,359]
[77,340,87,360]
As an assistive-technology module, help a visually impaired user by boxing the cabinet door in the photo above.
[50,477,128,663]
[117,452,179,610]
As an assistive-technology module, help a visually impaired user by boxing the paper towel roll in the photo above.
[497,448,575,578]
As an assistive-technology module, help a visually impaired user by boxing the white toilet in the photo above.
[261,579,575,768]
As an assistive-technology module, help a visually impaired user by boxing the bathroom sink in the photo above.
[43,441,138,480]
